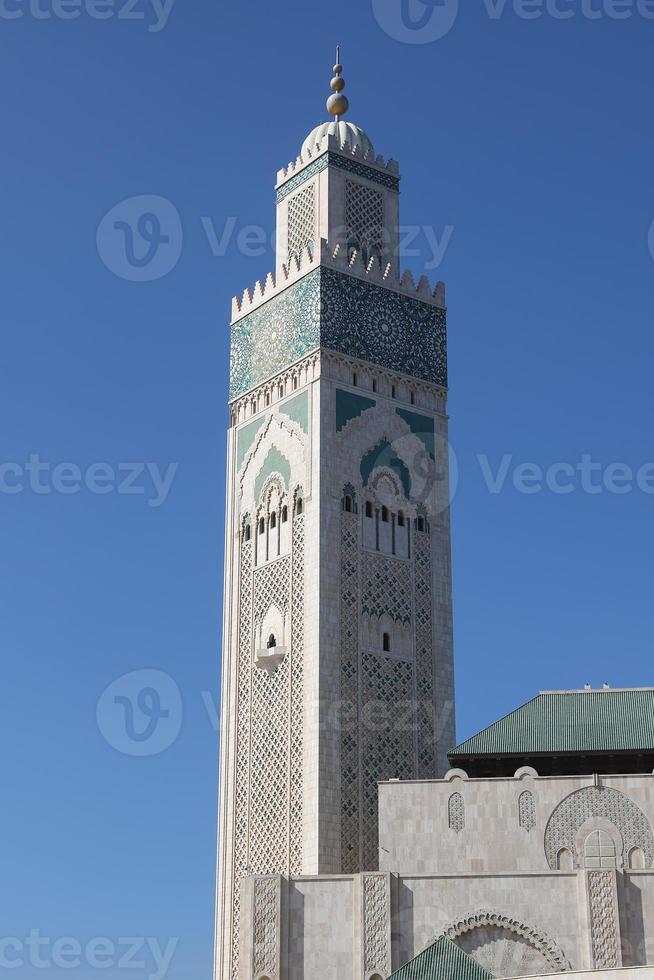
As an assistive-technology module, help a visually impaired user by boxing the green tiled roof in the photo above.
[450,689,654,759]
[389,936,493,980]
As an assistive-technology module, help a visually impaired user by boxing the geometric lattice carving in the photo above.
[231,537,253,979]
[340,511,360,873]
[249,556,292,875]
[448,792,465,833]
[414,531,436,777]
[588,871,620,968]
[544,786,653,870]
[346,179,383,260]
[362,653,414,869]
[363,875,390,976]
[440,911,570,975]
[340,481,438,870]
[289,516,305,875]
[519,791,536,832]
[253,877,279,977]
[287,184,315,262]
[362,551,412,624]
[253,554,290,627]
[230,527,304,979]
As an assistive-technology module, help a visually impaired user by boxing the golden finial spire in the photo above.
[326,45,349,120]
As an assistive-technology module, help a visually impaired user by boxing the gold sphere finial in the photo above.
[326,44,349,119]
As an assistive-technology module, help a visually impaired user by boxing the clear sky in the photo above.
[1,1,653,977]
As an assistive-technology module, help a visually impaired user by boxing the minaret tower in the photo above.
[215,53,454,980]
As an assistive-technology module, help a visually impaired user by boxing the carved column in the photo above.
[359,873,392,980]
[582,870,623,970]
[239,875,282,980]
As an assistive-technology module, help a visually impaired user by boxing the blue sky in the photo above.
[1,1,653,977]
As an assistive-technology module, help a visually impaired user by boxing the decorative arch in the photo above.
[342,482,357,513]
[254,448,291,503]
[544,786,653,870]
[333,401,438,516]
[439,911,570,974]
[239,412,307,513]
[255,601,287,655]
[361,439,411,499]
[574,816,623,869]
[259,473,286,511]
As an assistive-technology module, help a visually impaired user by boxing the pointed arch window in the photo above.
[270,512,276,529]
[448,792,465,833]
[518,790,536,832]
[382,632,391,653]
[629,846,646,870]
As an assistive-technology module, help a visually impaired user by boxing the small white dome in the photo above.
[301,120,374,160]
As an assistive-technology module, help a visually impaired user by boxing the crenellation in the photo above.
[231,237,446,322]
[276,131,398,188]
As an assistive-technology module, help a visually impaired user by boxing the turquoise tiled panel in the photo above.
[275,151,400,204]
[230,268,447,399]
[279,391,309,434]
[335,389,376,432]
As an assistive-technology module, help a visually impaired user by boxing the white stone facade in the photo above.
[230,773,654,980]
[215,339,456,978]
[215,109,455,978]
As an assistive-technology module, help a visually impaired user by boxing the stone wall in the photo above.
[234,772,654,979]
[237,869,654,980]
[378,774,654,876]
